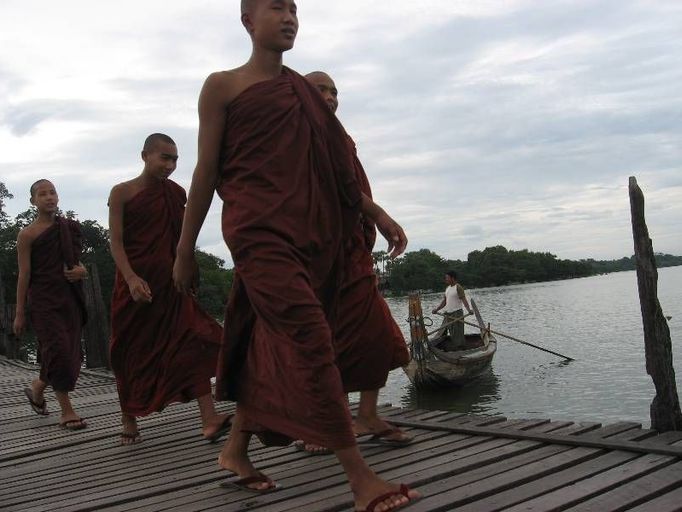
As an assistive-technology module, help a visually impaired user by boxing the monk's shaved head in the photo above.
[241,0,256,14]
[305,71,333,82]
[143,133,176,153]
[30,179,53,198]
[306,71,339,113]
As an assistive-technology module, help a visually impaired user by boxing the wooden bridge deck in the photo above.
[2,356,682,512]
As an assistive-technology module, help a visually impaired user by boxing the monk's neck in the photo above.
[138,172,168,188]
[246,48,284,78]
[36,211,57,224]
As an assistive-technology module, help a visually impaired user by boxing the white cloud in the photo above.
[1,0,681,266]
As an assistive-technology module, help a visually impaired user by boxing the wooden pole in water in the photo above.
[629,176,682,432]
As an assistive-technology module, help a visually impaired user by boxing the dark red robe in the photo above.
[29,217,86,392]
[110,180,222,417]
[215,68,362,449]
[335,141,410,392]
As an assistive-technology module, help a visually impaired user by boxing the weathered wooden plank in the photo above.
[626,484,682,512]
[470,452,673,512]
[98,429,467,512]
[386,418,682,457]
[196,438,534,512]
[383,447,605,512]
[645,430,682,445]
[17,430,468,512]
[562,459,682,511]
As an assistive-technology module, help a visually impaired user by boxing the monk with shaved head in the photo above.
[173,1,419,510]
[14,179,88,430]
[108,133,230,445]
[294,71,411,453]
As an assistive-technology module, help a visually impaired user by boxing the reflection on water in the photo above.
[381,266,682,427]
[401,368,500,415]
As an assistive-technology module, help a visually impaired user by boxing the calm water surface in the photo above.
[373,266,682,427]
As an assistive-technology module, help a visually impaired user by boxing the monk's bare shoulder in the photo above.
[202,66,264,108]
[16,225,37,245]
[108,179,142,207]
[18,219,52,245]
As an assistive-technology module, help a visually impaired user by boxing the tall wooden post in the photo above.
[629,176,682,431]
[82,263,110,368]
[0,267,6,356]
[0,268,18,359]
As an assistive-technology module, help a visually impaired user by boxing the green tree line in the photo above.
[0,182,232,319]
[378,246,682,294]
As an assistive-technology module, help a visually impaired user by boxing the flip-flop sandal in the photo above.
[219,473,281,494]
[293,440,333,455]
[59,418,87,430]
[204,414,233,443]
[120,431,142,445]
[24,387,48,416]
[356,484,418,512]
[357,427,413,447]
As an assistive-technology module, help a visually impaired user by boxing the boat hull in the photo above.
[404,335,497,388]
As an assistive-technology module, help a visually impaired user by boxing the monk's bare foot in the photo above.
[354,416,412,444]
[218,453,276,492]
[120,414,141,445]
[202,413,232,442]
[352,474,420,512]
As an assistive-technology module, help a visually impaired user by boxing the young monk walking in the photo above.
[108,133,230,445]
[293,71,412,455]
[14,179,88,430]
[173,2,420,510]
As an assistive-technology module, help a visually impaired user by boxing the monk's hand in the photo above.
[172,249,197,295]
[13,311,26,337]
[375,210,408,258]
[127,275,153,303]
[64,263,88,282]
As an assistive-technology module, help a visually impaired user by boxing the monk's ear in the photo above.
[241,13,255,35]
[141,150,148,162]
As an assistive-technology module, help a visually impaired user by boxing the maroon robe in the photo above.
[29,217,86,392]
[335,142,410,392]
[215,68,362,449]
[110,180,222,416]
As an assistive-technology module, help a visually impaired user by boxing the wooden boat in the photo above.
[403,293,497,389]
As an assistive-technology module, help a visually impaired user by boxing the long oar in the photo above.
[435,313,574,361]
[425,313,472,337]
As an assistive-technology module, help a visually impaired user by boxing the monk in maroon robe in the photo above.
[108,133,230,445]
[173,1,419,509]
[297,72,412,453]
[14,179,88,430]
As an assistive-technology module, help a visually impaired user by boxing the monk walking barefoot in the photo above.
[14,180,88,431]
[108,134,230,446]
[173,2,420,510]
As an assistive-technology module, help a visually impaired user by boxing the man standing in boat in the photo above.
[432,271,473,351]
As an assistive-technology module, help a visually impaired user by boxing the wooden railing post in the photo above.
[0,267,5,357]
[0,304,20,360]
[82,263,110,368]
[629,176,682,431]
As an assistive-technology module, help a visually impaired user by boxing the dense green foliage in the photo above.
[0,182,232,319]
[378,246,682,294]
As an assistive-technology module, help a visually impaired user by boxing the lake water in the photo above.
[375,266,682,428]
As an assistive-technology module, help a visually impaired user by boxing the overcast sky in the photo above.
[1,0,681,265]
